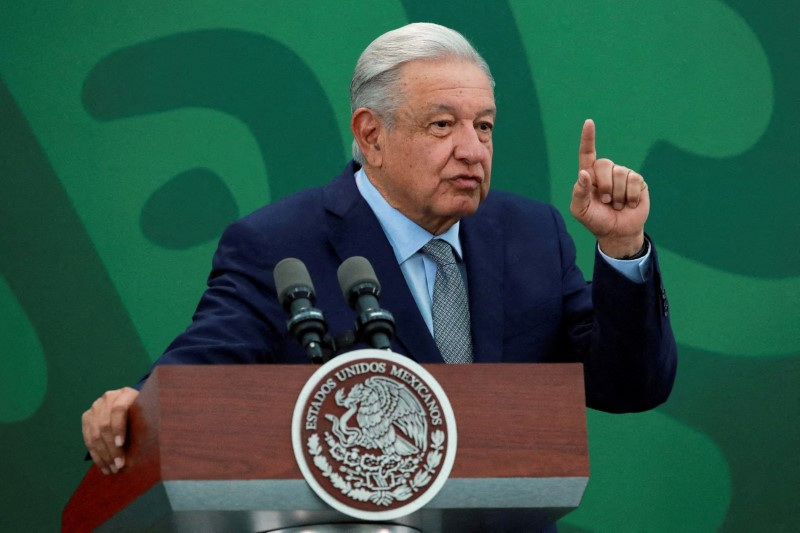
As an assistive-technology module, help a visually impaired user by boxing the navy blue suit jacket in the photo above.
[142,161,676,413]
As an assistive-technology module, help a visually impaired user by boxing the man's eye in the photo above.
[478,122,493,132]
[433,121,449,128]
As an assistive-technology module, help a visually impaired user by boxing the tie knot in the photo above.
[421,239,457,267]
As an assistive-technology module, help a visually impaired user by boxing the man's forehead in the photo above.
[399,59,490,84]
[399,59,493,94]
[427,102,497,117]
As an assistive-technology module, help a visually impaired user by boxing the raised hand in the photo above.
[570,119,649,258]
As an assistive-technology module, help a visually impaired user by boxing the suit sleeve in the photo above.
[553,207,678,413]
[134,218,298,388]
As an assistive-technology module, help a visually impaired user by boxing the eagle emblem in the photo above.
[293,350,457,521]
[326,376,428,458]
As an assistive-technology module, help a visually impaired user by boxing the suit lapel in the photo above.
[461,210,504,363]
[322,166,442,363]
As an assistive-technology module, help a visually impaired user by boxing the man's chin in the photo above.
[444,199,483,220]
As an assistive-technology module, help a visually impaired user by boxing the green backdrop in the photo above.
[1,1,797,531]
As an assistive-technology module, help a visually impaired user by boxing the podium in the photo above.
[63,363,589,532]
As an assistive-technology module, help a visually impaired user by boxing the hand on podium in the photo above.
[81,387,139,475]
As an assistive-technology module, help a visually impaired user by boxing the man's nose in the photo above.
[453,124,488,165]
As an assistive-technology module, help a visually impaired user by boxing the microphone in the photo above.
[273,258,328,363]
[337,256,395,350]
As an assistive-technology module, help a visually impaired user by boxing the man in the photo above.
[82,23,676,478]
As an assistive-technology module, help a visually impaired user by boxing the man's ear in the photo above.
[351,108,384,167]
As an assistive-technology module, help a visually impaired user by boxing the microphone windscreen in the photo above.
[274,258,314,305]
[337,256,381,301]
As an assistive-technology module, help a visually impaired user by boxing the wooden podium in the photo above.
[63,363,589,532]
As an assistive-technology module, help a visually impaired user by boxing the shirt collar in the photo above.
[354,167,463,263]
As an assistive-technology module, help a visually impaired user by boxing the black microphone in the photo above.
[337,256,395,350]
[273,258,328,363]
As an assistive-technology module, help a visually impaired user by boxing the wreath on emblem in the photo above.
[306,376,446,506]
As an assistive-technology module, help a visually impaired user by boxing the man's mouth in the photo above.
[450,174,484,189]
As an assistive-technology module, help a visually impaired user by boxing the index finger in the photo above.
[110,388,139,449]
[578,118,596,171]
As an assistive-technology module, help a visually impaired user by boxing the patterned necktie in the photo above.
[421,239,473,363]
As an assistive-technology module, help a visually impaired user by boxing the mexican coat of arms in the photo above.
[292,349,457,521]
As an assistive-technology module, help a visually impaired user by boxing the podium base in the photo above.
[268,525,419,533]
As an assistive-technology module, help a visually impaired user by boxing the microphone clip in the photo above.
[347,282,395,349]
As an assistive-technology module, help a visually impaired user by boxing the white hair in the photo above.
[350,22,495,163]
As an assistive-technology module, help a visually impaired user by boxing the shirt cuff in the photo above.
[597,239,652,283]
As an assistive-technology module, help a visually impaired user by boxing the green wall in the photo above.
[1,1,797,530]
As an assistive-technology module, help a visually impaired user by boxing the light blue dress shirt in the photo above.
[354,168,650,335]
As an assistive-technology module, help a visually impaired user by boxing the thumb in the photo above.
[570,170,592,217]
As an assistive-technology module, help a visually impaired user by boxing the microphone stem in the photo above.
[303,336,324,364]
[369,332,392,350]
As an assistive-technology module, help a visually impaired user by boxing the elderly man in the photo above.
[83,23,676,479]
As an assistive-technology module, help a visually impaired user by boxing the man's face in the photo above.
[368,59,496,235]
